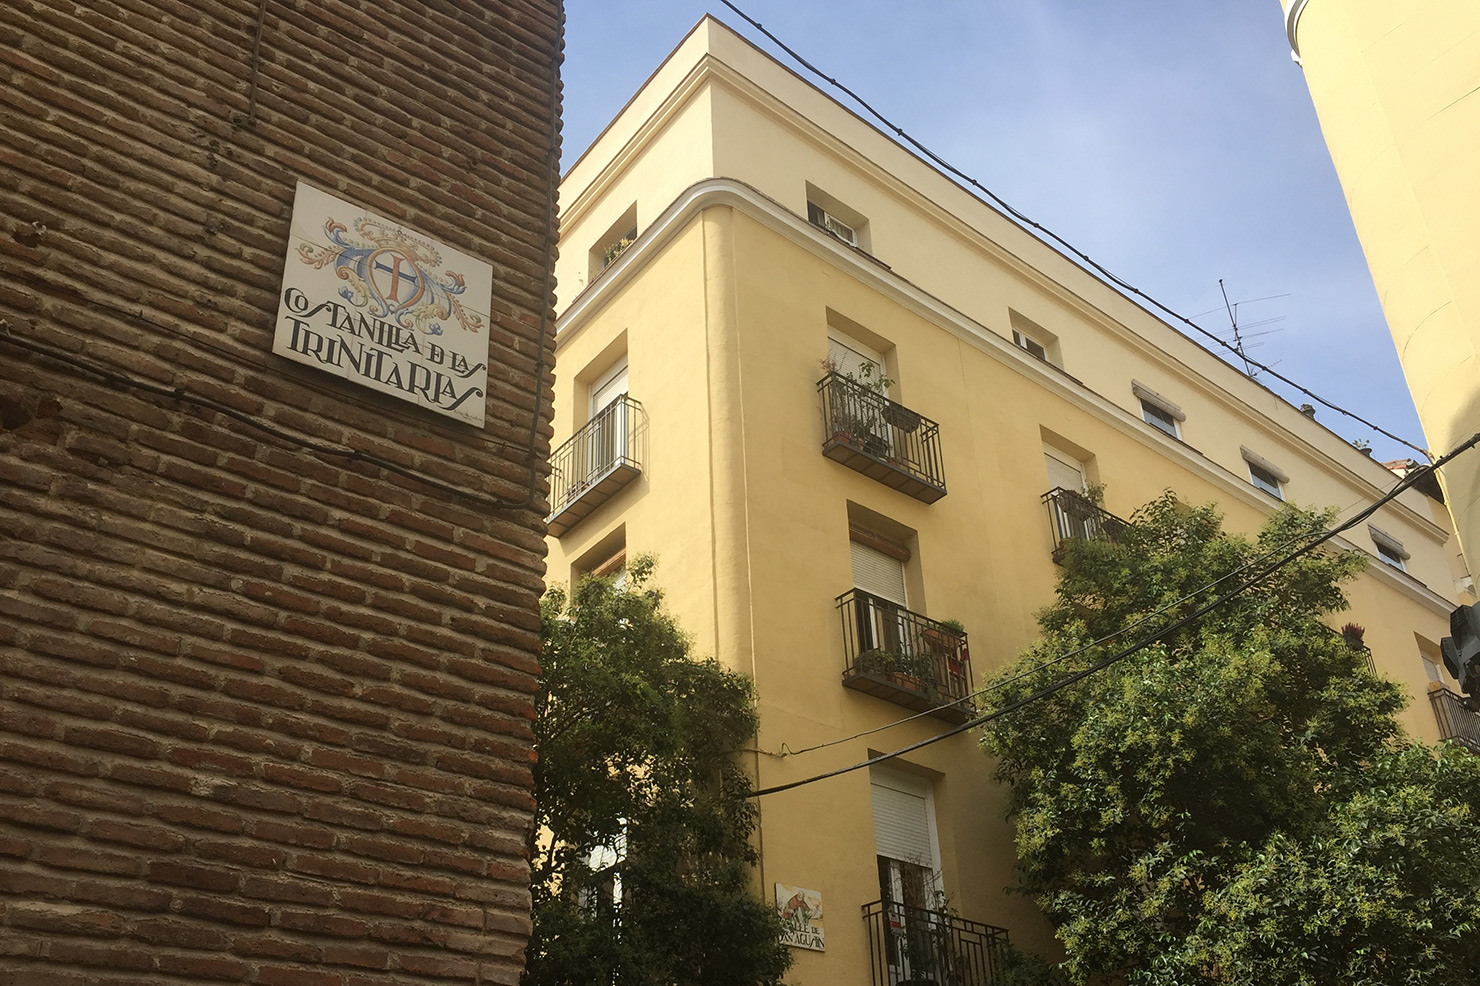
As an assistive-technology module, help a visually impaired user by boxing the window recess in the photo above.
[588,203,639,281]
[1008,311,1060,368]
[805,183,870,252]
[1013,330,1049,362]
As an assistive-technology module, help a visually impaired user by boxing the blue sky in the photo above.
[560,2,1427,464]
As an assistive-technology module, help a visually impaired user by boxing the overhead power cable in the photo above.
[719,0,1428,459]
[750,433,1480,799]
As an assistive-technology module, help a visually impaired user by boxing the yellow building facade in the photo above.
[1282,0,1480,564]
[549,17,1473,982]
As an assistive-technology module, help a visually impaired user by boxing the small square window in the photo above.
[1375,543,1406,571]
[1141,400,1180,439]
[805,183,869,252]
[1369,526,1408,572]
[1423,656,1444,684]
[808,201,857,246]
[1248,462,1283,499]
[1013,330,1049,362]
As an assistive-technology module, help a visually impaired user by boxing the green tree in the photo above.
[525,557,790,986]
[982,494,1480,985]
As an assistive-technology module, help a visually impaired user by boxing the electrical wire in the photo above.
[776,485,1393,758]
[751,432,1480,798]
[718,0,1429,459]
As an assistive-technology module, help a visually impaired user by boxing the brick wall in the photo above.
[0,0,559,982]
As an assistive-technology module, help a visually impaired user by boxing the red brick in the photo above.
[147,860,241,893]
[7,902,124,937]
[153,952,251,980]
[254,965,344,986]
[0,0,552,977]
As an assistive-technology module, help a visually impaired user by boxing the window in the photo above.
[805,183,870,252]
[827,332,889,396]
[1132,381,1184,440]
[1248,462,1283,499]
[601,226,636,271]
[1369,526,1409,572]
[1424,655,1444,685]
[579,822,626,913]
[1013,330,1048,362]
[1044,447,1086,494]
[575,526,627,589]
[871,769,940,904]
[1008,311,1061,368]
[851,534,909,607]
[871,767,942,983]
[1242,447,1288,500]
[847,511,917,660]
[808,201,857,245]
[1419,635,1448,686]
[587,358,629,473]
[1140,401,1180,438]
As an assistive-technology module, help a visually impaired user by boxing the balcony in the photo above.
[1429,684,1480,754]
[862,899,1010,986]
[1042,486,1130,563]
[837,589,974,724]
[547,395,643,537]
[818,372,946,503]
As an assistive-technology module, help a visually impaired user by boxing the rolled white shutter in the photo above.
[871,781,932,865]
[851,540,907,605]
[1044,449,1084,493]
[828,334,886,393]
[590,362,629,414]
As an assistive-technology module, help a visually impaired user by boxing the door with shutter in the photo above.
[851,539,908,657]
[1044,447,1085,493]
[1045,447,1099,542]
[587,361,629,483]
[871,769,941,982]
[827,334,892,455]
[828,334,887,393]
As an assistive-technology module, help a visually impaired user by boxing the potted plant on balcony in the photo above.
[820,356,895,456]
[855,647,939,698]
[600,234,634,271]
[921,618,964,654]
[882,401,922,433]
[894,895,973,986]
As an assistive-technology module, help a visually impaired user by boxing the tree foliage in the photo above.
[982,494,1480,985]
[525,557,790,986]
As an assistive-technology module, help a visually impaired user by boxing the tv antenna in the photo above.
[1213,280,1289,379]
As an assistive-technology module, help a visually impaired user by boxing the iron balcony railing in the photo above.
[837,589,974,724]
[862,899,1010,986]
[547,395,642,537]
[818,372,946,503]
[1041,486,1130,562]
[1320,623,1378,675]
[1429,685,1480,754]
